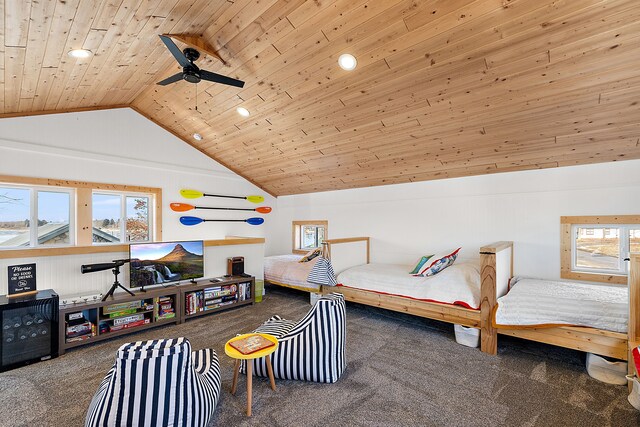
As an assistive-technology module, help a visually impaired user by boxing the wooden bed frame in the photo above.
[320,239,640,364]
[320,238,513,355]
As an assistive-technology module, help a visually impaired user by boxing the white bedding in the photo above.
[336,261,481,309]
[495,277,628,333]
[264,254,321,291]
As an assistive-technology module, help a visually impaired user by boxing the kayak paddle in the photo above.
[180,216,264,226]
[180,189,264,204]
[170,202,271,214]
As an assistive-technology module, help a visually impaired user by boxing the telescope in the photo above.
[81,259,133,301]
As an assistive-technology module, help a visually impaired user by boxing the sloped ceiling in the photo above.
[1,0,640,196]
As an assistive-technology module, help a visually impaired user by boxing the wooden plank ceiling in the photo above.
[2,0,640,195]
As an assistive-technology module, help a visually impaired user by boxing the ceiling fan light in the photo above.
[237,107,250,117]
[68,49,93,59]
[338,53,357,71]
[193,133,203,141]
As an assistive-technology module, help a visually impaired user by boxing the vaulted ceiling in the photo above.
[1,0,640,195]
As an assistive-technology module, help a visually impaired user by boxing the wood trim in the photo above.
[0,174,163,194]
[76,188,93,246]
[0,238,265,259]
[480,241,513,254]
[629,254,640,367]
[498,327,628,360]
[327,285,481,328]
[560,216,638,284]
[265,279,318,293]
[561,215,640,224]
[323,236,370,264]
[0,105,129,120]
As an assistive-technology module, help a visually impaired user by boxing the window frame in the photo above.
[561,215,640,284]
[0,174,162,255]
[292,220,328,254]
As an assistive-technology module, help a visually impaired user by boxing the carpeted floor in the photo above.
[1,286,638,427]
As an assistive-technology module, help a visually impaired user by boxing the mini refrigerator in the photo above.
[0,290,59,372]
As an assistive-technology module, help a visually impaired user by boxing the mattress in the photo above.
[336,261,481,309]
[494,277,628,333]
[264,254,321,291]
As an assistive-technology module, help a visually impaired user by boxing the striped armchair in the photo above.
[241,292,346,383]
[85,338,221,427]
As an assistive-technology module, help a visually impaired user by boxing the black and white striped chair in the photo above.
[85,337,221,427]
[241,293,346,383]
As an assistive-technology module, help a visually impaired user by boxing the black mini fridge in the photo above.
[0,290,59,372]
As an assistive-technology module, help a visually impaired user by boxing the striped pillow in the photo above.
[416,248,461,277]
[409,255,433,274]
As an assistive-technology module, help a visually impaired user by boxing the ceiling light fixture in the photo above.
[338,53,357,71]
[68,49,93,59]
[193,133,203,141]
[237,107,250,117]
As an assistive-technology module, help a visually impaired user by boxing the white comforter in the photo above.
[264,254,321,291]
[495,277,628,333]
[336,261,481,309]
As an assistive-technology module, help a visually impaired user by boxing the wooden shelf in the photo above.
[58,277,256,354]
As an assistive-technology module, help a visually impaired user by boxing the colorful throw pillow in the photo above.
[299,248,322,263]
[409,255,434,274]
[416,248,461,277]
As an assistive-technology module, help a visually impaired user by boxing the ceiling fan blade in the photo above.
[159,35,190,68]
[157,72,184,86]
[200,70,245,88]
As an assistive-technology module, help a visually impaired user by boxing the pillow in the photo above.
[299,248,322,263]
[416,248,461,277]
[409,255,433,274]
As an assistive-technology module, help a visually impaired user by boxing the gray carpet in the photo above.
[1,286,638,426]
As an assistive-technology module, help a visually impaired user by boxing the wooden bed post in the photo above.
[629,254,640,391]
[479,242,514,355]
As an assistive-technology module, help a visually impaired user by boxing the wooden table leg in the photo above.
[266,355,276,391]
[246,360,253,417]
[231,359,240,395]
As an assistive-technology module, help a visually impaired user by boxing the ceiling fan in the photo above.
[156,35,245,88]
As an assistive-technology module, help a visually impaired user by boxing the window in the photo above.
[0,186,73,248]
[0,175,162,254]
[292,220,328,254]
[92,192,151,244]
[561,215,640,284]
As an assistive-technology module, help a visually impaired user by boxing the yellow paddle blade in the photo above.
[246,195,264,204]
[180,189,204,199]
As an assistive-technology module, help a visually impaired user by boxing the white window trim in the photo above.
[570,224,633,276]
[92,191,154,245]
[0,184,75,249]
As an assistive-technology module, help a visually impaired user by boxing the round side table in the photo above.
[225,333,278,416]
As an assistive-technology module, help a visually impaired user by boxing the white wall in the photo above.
[0,108,273,297]
[268,160,640,280]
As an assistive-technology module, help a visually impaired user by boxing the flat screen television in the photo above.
[129,240,204,288]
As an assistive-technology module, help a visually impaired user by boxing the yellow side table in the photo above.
[225,333,278,416]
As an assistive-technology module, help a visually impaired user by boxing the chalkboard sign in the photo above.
[7,263,37,297]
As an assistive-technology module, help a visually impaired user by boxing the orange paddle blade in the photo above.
[255,206,272,214]
[170,203,194,212]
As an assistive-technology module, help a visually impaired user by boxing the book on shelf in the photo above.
[102,300,142,315]
[229,335,275,355]
[108,308,138,318]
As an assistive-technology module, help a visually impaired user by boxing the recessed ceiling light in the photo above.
[338,53,357,71]
[68,49,93,59]
[237,107,250,117]
[193,133,203,141]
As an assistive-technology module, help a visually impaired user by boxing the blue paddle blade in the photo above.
[180,216,204,226]
[246,217,264,225]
